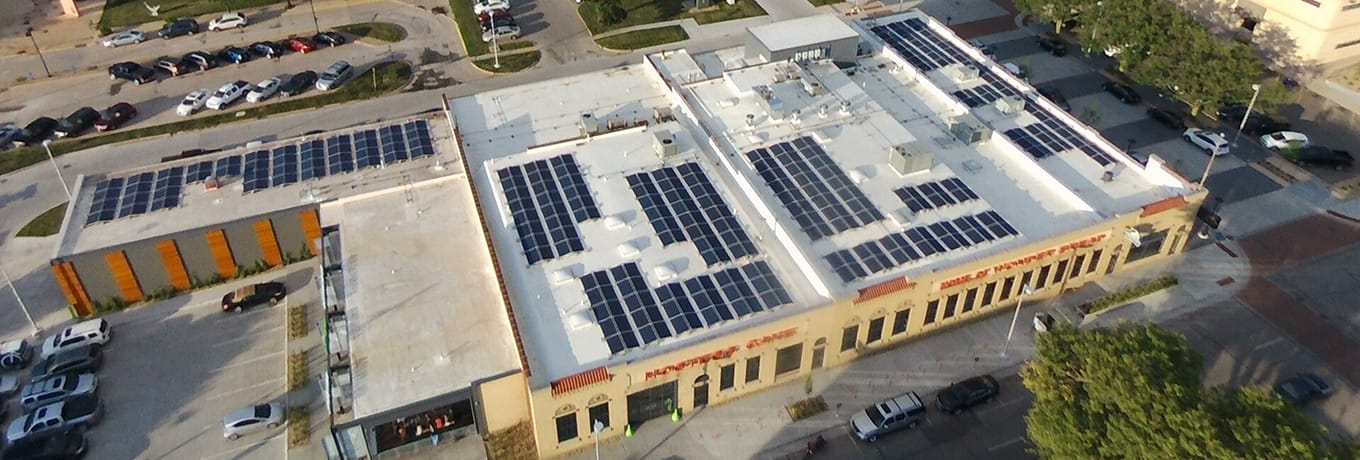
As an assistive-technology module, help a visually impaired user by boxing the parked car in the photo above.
[280,71,318,96]
[1035,86,1069,111]
[313,31,347,47]
[207,12,248,31]
[850,391,926,442]
[183,51,218,71]
[206,81,252,110]
[159,19,200,38]
[968,39,993,57]
[100,30,145,47]
[1036,34,1068,56]
[218,46,252,64]
[1274,373,1333,406]
[40,319,111,359]
[1,426,88,460]
[1001,62,1027,79]
[1283,146,1354,170]
[107,62,154,85]
[1183,128,1230,156]
[1102,81,1141,104]
[223,403,285,440]
[0,339,33,370]
[12,118,57,147]
[480,15,516,32]
[249,41,285,58]
[177,89,211,116]
[154,56,190,76]
[936,375,1000,414]
[52,107,99,139]
[1259,131,1309,151]
[20,373,98,412]
[316,61,353,91]
[29,347,101,380]
[5,395,103,444]
[1146,107,1186,131]
[482,24,521,42]
[0,124,19,150]
[94,102,137,132]
[246,78,282,103]
[287,37,317,53]
[221,282,286,312]
[473,0,510,15]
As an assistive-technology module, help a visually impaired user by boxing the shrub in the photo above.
[1080,275,1179,315]
[596,0,627,26]
[787,395,828,421]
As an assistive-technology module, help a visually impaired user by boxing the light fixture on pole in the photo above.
[490,9,501,69]
[592,419,604,460]
[1199,83,1261,186]
[0,265,41,337]
[1001,283,1036,357]
[41,140,71,201]
[25,28,52,78]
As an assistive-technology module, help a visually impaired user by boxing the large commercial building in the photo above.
[47,11,1204,460]
[1178,0,1360,70]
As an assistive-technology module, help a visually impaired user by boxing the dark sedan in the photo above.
[314,31,347,47]
[108,62,155,85]
[249,41,286,58]
[218,46,252,64]
[1036,86,1070,111]
[53,107,99,139]
[1274,373,1333,406]
[1146,107,1186,131]
[12,117,58,147]
[1036,35,1068,56]
[94,102,137,132]
[1102,82,1141,104]
[279,71,318,97]
[222,282,287,312]
[1284,146,1354,170]
[936,375,1000,414]
[158,18,199,39]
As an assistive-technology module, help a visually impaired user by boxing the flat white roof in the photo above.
[747,15,859,53]
[337,176,520,419]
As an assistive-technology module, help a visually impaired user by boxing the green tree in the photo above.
[595,0,627,26]
[1022,324,1347,459]
[1015,0,1098,34]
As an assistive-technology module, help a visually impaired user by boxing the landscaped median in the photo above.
[17,203,68,237]
[1077,275,1179,316]
[595,25,689,51]
[474,51,541,73]
[578,0,766,35]
[335,22,408,43]
[0,61,413,177]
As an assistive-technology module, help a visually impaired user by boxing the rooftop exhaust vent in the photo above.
[653,130,678,159]
[889,141,934,176]
[949,112,993,145]
[943,63,981,82]
[994,96,1025,115]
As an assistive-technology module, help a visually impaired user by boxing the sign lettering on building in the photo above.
[934,232,1109,292]
[644,327,798,380]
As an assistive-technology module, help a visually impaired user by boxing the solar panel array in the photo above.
[894,177,980,213]
[582,261,793,354]
[747,137,884,240]
[825,210,1020,282]
[627,163,758,267]
[83,120,436,226]
[869,17,1118,168]
[497,154,602,265]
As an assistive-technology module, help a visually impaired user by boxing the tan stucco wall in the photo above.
[478,371,531,433]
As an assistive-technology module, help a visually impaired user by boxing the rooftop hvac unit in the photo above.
[654,106,676,122]
[943,63,980,82]
[802,79,823,97]
[994,95,1025,115]
[949,112,993,145]
[889,141,934,176]
[579,113,603,136]
[653,130,678,159]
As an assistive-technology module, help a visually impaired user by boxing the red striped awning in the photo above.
[551,366,611,397]
[854,278,915,304]
[1140,195,1188,217]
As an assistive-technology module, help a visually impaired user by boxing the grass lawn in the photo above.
[579,0,766,35]
[335,22,407,43]
[448,0,490,56]
[474,51,541,73]
[596,26,689,51]
[17,203,68,237]
[0,61,411,176]
[499,41,536,51]
[100,0,284,31]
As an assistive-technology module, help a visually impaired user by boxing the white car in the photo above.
[1183,128,1230,156]
[101,30,146,47]
[177,89,211,116]
[473,0,510,15]
[207,12,248,31]
[223,403,285,440]
[206,81,252,110]
[246,78,281,103]
[482,24,521,42]
[1259,131,1309,151]
[39,319,110,360]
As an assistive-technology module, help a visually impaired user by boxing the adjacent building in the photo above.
[1176,0,1360,70]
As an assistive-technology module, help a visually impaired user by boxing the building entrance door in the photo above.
[693,375,710,409]
[627,381,677,426]
[811,338,826,369]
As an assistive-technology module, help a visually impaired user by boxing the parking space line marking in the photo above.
[988,436,1025,451]
[211,325,286,348]
[1254,337,1285,351]
[203,377,286,402]
[200,430,287,460]
[211,351,286,373]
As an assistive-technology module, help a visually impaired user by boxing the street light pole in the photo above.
[1001,283,1036,357]
[308,0,321,34]
[592,420,604,460]
[0,266,41,337]
[25,28,52,78]
[490,9,501,69]
[42,141,72,201]
[1199,83,1261,186]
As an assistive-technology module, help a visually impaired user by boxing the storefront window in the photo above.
[1020,272,1034,292]
[1000,277,1015,301]
[892,309,910,335]
[556,413,578,443]
[1055,260,1069,284]
[867,317,885,343]
[1125,230,1168,263]
[720,364,735,390]
[924,300,939,324]
[1035,265,1051,289]
[372,400,475,452]
[1087,250,1103,274]
[589,403,610,431]
[1106,246,1122,275]
[775,344,803,375]
[962,288,978,313]
[1071,255,1085,278]
[841,325,859,352]
[943,294,959,319]
[745,356,761,383]
[981,282,996,307]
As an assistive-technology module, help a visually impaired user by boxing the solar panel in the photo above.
[214,155,243,178]
[85,178,124,225]
[243,150,271,193]
[270,145,299,187]
[976,210,1019,238]
[353,130,381,169]
[496,154,598,264]
[149,166,184,211]
[184,160,215,183]
[116,172,155,218]
[823,211,1020,282]
[378,124,409,164]
[746,137,883,240]
[404,120,435,157]
[299,140,327,181]
[627,163,758,266]
[326,134,355,175]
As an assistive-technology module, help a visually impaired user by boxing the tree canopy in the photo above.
[1022,323,1350,460]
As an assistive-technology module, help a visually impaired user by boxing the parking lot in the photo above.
[82,266,312,459]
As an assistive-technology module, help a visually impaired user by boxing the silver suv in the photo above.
[315,61,353,91]
[850,391,926,442]
[21,373,98,412]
